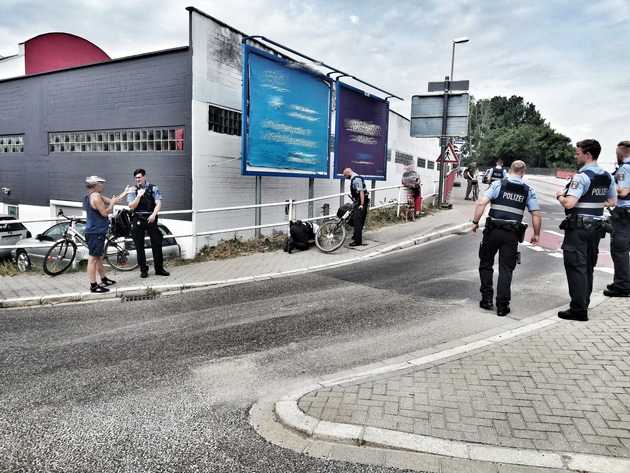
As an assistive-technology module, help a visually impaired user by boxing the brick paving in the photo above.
[0,201,472,301]
[299,300,630,457]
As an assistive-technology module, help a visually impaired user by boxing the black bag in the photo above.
[111,209,132,238]
[285,220,315,253]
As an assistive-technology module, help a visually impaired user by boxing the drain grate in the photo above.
[121,293,160,302]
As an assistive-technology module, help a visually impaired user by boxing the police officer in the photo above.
[343,167,369,247]
[605,141,630,297]
[556,139,616,321]
[127,168,170,278]
[472,160,542,316]
[484,159,508,186]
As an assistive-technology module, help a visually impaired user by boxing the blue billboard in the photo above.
[241,46,332,178]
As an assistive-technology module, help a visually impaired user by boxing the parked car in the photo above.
[11,219,180,272]
[0,215,31,258]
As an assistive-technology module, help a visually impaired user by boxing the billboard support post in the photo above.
[339,180,344,208]
[438,76,450,207]
[308,178,315,218]
[255,176,262,238]
[371,180,376,206]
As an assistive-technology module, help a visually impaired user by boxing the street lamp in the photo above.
[450,37,469,81]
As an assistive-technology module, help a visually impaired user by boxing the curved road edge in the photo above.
[0,222,473,310]
[250,296,630,473]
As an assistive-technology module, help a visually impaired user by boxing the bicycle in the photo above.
[43,211,137,276]
[314,200,356,253]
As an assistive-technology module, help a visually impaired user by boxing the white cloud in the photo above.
[1,0,627,166]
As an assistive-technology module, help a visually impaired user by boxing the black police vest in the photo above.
[488,179,529,222]
[566,169,611,217]
[613,163,630,201]
[350,175,368,202]
[491,167,505,180]
[135,184,157,214]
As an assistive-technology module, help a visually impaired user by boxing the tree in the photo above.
[463,95,574,169]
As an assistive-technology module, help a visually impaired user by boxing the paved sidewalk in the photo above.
[293,299,630,470]
[0,194,474,306]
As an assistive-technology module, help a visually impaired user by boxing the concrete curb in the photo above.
[0,222,472,309]
[268,297,630,473]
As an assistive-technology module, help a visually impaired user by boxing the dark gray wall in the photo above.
[0,48,192,218]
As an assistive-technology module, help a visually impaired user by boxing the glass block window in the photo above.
[0,135,24,153]
[209,105,241,136]
[48,127,185,153]
[417,158,427,168]
[395,151,414,166]
[427,160,435,170]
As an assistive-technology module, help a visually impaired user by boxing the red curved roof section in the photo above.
[24,33,110,75]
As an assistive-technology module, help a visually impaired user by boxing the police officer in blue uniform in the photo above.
[343,167,370,247]
[127,168,170,278]
[472,160,542,316]
[484,159,508,187]
[605,140,630,297]
[556,139,616,321]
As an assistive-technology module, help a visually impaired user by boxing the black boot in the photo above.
[480,299,494,311]
[497,305,511,317]
[603,287,630,297]
[558,309,588,321]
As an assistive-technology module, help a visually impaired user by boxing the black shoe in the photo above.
[464,197,471,200]
[349,241,361,247]
[155,269,170,276]
[607,283,616,291]
[480,300,494,311]
[101,277,116,286]
[603,288,630,297]
[90,284,110,293]
[497,305,511,317]
[558,309,588,321]
[140,270,148,279]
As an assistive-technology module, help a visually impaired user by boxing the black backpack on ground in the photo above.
[284,220,315,253]
[111,209,132,238]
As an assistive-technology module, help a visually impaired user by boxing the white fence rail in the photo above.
[0,184,439,251]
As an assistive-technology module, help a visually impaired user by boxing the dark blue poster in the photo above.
[241,46,331,178]
[334,82,389,180]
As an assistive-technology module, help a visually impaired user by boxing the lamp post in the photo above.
[450,37,469,81]
[438,37,469,207]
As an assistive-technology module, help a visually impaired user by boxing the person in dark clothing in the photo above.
[127,169,169,278]
[464,163,479,200]
[472,161,542,316]
[343,167,369,246]
[555,139,617,321]
[606,141,630,297]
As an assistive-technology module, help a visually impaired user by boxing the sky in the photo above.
[1,0,628,167]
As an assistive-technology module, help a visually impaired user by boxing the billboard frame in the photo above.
[240,44,333,179]
[333,80,389,181]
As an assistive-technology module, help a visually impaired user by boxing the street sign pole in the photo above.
[437,76,450,207]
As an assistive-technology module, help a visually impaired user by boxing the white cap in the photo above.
[85,175,106,185]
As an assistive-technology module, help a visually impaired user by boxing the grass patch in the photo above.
[0,259,18,277]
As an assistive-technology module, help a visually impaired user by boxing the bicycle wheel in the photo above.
[104,236,138,271]
[315,220,346,253]
[43,239,77,276]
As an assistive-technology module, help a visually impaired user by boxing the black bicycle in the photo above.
[43,211,137,276]
[315,201,355,253]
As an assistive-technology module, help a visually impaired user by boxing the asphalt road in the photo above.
[0,190,612,473]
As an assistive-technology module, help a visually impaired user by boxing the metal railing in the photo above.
[0,184,438,251]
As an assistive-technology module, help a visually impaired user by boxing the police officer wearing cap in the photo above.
[605,140,630,297]
[127,168,169,278]
[343,167,369,246]
[484,159,508,187]
[472,160,542,317]
[556,139,617,321]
